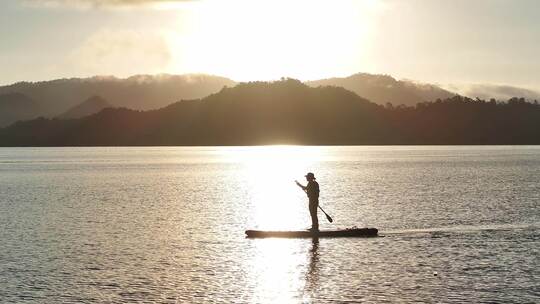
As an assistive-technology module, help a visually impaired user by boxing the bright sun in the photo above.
[167,0,383,81]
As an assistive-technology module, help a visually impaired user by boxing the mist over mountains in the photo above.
[446,84,540,102]
[1,79,539,146]
[307,73,456,107]
[0,72,456,127]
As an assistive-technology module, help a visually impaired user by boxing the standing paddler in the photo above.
[295,172,320,231]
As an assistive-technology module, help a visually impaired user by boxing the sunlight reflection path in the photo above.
[222,146,325,230]
[245,239,306,303]
[219,146,326,303]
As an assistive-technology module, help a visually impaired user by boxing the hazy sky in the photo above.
[1,0,539,89]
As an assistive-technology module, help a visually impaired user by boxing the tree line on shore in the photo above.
[1,79,539,146]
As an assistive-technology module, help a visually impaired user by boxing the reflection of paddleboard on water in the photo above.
[245,227,378,238]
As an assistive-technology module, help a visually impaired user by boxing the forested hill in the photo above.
[307,73,455,107]
[0,74,235,118]
[1,79,539,146]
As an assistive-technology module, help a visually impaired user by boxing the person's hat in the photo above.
[305,172,316,179]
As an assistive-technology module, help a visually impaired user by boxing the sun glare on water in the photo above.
[216,146,326,302]
[221,146,324,230]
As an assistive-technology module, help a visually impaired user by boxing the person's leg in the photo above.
[309,200,319,230]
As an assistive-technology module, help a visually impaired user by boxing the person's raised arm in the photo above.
[295,180,307,191]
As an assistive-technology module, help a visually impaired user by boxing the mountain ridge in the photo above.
[0,73,235,113]
[306,73,456,107]
[57,95,112,119]
[0,93,42,128]
[2,72,539,129]
[1,79,539,146]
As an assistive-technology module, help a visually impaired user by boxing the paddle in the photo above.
[295,180,334,223]
[318,205,334,223]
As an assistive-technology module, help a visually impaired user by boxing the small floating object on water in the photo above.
[433,271,438,276]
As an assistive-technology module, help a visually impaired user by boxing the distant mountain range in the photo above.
[0,93,43,128]
[1,72,539,128]
[1,79,539,146]
[0,74,235,127]
[307,73,456,107]
[57,96,112,119]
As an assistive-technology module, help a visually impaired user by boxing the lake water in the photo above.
[0,146,538,303]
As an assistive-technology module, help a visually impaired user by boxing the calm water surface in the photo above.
[0,146,539,303]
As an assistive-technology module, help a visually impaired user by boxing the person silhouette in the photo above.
[295,172,320,231]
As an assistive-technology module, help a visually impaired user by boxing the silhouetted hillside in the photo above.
[382,96,540,144]
[0,93,42,127]
[0,74,236,118]
[4,72,539,130]
[1,80,539,146]
[307,73,455,106]
[58,96,112,119]
[0,79,383,145]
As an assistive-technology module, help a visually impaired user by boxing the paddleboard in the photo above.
[245,227,378,238]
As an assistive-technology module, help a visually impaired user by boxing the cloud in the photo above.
[446,84,540,101]
[69,29,172,76]
[24,0,194,9]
